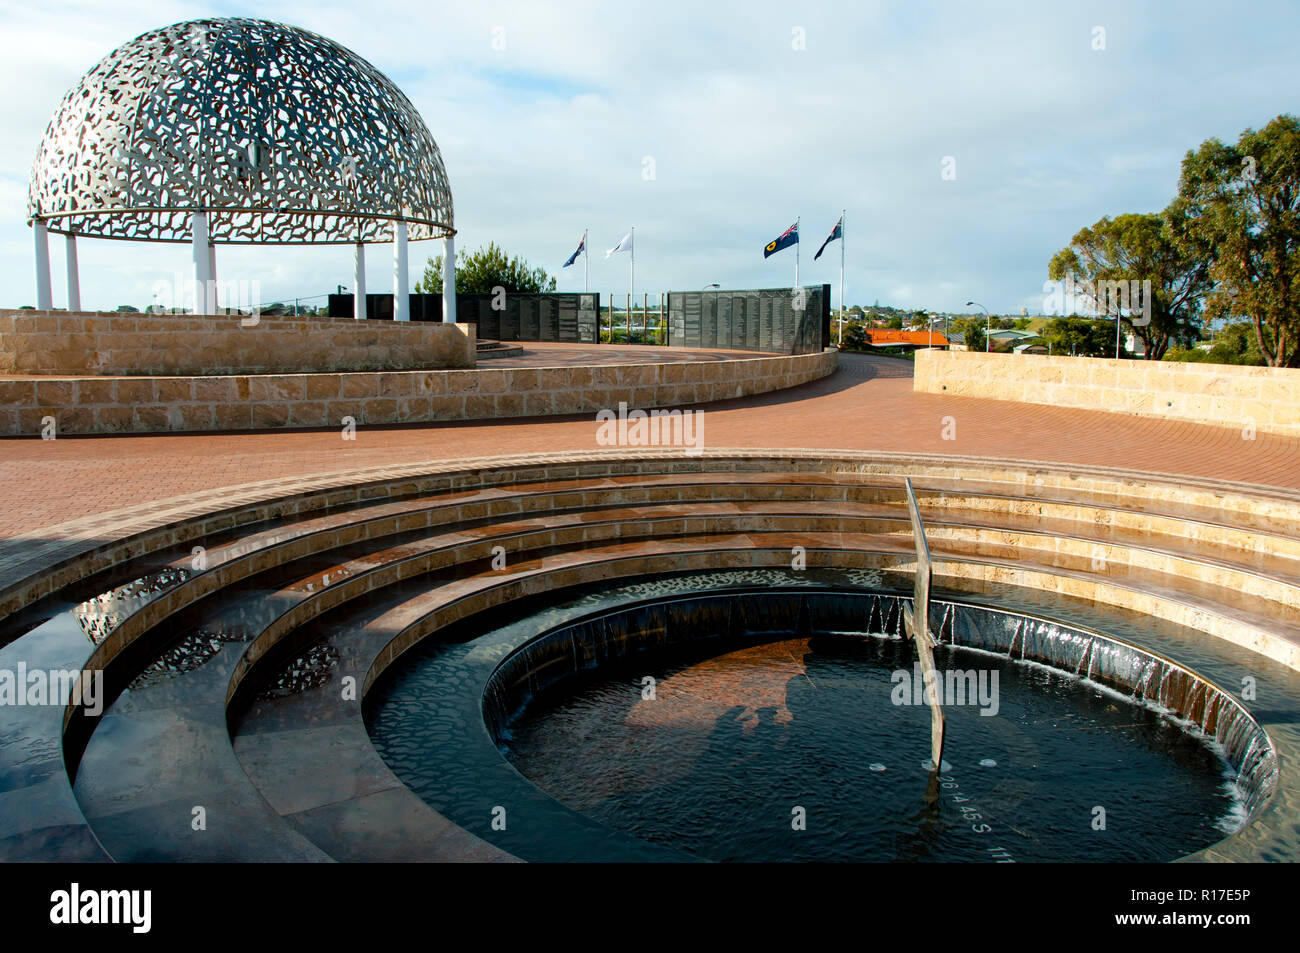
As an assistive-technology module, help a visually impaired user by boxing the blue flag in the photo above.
[813,216,842,261]
[563,232,586,268]
[763,221,798,258]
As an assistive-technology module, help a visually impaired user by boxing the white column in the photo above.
[191,211,212,314]
[208,241,218,312]
[353,242,367,320]
[65,233,81,312]
[442,234,456,324]
[393,220,409,322]
[33,219,52,310]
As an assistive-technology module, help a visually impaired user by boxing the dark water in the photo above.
[502,634,1240,862]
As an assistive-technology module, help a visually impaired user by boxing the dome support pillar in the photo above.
[33,219,52,311]
[207,241,218,312]
[354,242,367,320]
[443,235,456,324]
[65,233,81,312]
[191,211,213,315]
[393,221,409,322]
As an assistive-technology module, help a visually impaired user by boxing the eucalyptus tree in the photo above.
[1048,211,1208,360]
[1173,114,1300,368]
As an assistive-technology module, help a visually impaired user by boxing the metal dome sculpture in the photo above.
[27,17,453,244]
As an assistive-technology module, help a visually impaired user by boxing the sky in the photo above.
[1,0,1298,315]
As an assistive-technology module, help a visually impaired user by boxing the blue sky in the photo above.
[1,0,1297,315]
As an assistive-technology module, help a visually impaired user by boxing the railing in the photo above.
[901,477,947,772]
[601,292,668,345]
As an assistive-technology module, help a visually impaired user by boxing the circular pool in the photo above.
[366,573,1277,863]
[501,633,1240,863]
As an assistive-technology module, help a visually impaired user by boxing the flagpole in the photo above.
[630,227,635,333]
[795,216,800,289]
[839,209,846,347]
[583,228,588,294]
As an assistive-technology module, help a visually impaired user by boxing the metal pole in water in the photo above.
[902,477,946,773]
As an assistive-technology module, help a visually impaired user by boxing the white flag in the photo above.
[606,232,633,257]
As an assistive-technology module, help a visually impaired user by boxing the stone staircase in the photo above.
[2,450,1297,862]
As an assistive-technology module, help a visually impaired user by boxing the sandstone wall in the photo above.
[0,349,838,435]
[0,309,475,376]
[915,349,1300,438]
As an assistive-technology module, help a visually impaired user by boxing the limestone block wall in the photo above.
[915,348,1300,438]
[0,309,475,375]
[0,349,837,436]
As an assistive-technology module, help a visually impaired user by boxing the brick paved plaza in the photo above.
[2,351,1295,542]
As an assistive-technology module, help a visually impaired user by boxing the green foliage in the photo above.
[1043,318,1122,358]
[885,316,904,330]
[840,321,867,350]
[1048,210,1208,361]
[952,317,987,352]
[1173,114,1300,367]
[1164,322,1265,365]
[418,241,557,295]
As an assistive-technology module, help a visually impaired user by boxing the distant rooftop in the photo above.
[864,329,950,348]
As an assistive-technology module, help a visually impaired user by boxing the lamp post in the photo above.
[966,300,990,352]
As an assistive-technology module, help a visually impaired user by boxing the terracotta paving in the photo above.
[0,351,1296,540]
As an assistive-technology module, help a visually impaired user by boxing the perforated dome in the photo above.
[27,17,453,244]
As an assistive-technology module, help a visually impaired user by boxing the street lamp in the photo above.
[966,300,991,352]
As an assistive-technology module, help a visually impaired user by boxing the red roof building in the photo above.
[862,330,950,348]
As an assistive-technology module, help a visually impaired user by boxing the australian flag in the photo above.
[814,215,843,261]
[763,221,799,258]
[562,232,586,268]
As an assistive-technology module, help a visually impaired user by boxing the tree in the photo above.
[1173,115,1300,367]
[840,322,867,350]
[1164,321,1265,365]
[1048,211,1209,361]
[953,317,986,352]
[885,315,904,330]
[1043,317,1120,357]
[418,241,557,295]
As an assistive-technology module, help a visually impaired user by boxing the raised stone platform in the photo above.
[0,309,475,376]
[0,347,837,436]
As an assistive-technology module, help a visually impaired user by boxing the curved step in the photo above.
[224,535,1298,861]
